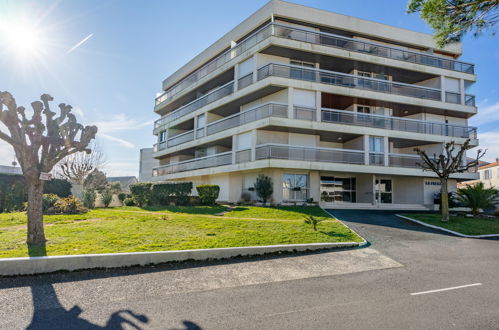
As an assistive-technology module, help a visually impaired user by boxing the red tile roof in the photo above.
[480,161,499,170]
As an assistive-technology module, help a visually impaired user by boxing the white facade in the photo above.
[149,0,479,209]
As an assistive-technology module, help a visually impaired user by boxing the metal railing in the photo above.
[195,127,205,139]
[389,153,421,168]
[258,63,442,101]
[154,81,234,129]
[255,144,365,164]
[156,22,473,109]
[465,94,476,106]
[294,106,316,121]
[237,73,253,90]
[154,141,166,152]
[206,102,287,136]
[167,130,194,148]
[445,91,461,104]
[321,108,477,139]
[272,23,474,74]
[369,152,384,166]
[153,151,233,176]
[235,149,251,164]
[155,24,272,107]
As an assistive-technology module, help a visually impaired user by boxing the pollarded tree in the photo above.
[0,92,97,244]
[55,142,105,185]
[414,139,485,222]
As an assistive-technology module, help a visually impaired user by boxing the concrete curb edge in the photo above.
[322,208,368,247]
[0,241,361,276]
[396,214,499,239]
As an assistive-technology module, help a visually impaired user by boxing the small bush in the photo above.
[303,215,324,231]
[240,192,252,203]
[254,174,273,206]
[82,190,96,209]
[129,182,153,207]
[123,197,135,206]
[494,209,499,217]
[151,182,193,206]
[101,188,113,208]
[196,185,220,205]
[42,194,60,213]
[118,192,127,203]
[49,196,87,214]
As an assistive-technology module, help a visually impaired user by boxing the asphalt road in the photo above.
[0,210,498,329]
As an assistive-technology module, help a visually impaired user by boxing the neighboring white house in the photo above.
[148,0,479,209]
[459,159,499,190]
[0,165,22,175]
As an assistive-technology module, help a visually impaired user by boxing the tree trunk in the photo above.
[440,178,449,222]
[27,180,46,244]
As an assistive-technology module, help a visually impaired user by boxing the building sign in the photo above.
[425,181,441,186]
[39,172,52,181]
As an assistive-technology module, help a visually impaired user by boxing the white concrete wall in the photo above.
[139,148,160,182]
[240,89,288,111]
[257,130,288,144]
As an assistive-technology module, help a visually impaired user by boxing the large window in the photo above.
[283,174,308,201]
[159,131,167,143]
[375,179,392,204]
[320,176,356,203]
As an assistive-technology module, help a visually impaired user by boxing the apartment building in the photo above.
[147,0,479,209]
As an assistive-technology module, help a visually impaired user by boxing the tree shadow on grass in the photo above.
[27,242,47,258]
[140,205,229,215]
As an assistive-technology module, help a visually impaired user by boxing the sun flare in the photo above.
[0,19,45,59]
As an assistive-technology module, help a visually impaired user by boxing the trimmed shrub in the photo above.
[101,188,113,208]
[254,174,273,206]
[82,189,96,209]
[151,182,193,206]
[0,174,26,212]
[118,192,127,203]
[49,196,87,214]
[44,179,72,197]
[123,197,135,206]
[42,194,60,213]
[196,185,220,205]
[129,182,153,207]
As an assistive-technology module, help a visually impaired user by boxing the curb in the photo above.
[322,208,369,247]
[0,242,361,276]
[396,214,499,239]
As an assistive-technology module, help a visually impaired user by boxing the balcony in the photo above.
[255,144,365,165]
[153,151,233,176]
[258,63,443,101]
[155,23,474,110]
[321,108,477,139]
[389,153,420,168]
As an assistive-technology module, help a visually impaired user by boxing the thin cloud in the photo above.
[469,100,499,126]
[476,131,499,162]
[94,113,153,134]
[99,133,135,149]
[66,33,94,55]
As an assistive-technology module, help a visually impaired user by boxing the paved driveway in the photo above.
[0,210,498,329]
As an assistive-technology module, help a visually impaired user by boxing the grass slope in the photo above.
[0,206,362,258]
[402,213,499,236]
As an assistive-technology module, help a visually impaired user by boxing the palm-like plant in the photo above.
[456,182,499,216]
[303,215,324,231]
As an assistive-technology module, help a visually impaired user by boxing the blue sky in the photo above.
[0,0,498,176]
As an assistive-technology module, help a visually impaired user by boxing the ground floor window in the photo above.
[320,176,356,203]
[375,179,392,204]
[283,174,308,201]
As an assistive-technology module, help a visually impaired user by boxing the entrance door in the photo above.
[375,179,392,204]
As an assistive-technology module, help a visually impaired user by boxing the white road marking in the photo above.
[410,283,482,296]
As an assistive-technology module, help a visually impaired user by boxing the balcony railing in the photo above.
[272,23,474,74]
[321,108,477,139]
[167,130,194,148]
[465,94,476,106]
[156,23,474,110]
[258,63,442,101]
[445,91,461,104]
[153,151,233,176]
[369,152,384,165]
[206,102,287,136]
[389,153,421,168]
[255,144,365,165]
[155,24,272,107]
[235,149,251,164]
[237,73,253,90]
[154,81,234,129]
[294,106,316,121]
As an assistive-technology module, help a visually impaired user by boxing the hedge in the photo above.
[151,182,193,205]
[44,179,72,197]
[0,174,26,212]
[196,184,220,205]
[129,182,153,207]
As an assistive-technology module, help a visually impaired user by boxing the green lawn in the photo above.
[0,206,362,258]
[401,213,499,236]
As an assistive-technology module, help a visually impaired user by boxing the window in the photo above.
[375,179,392,204]
[369,136,383,152]
[357,106,371,114]
[483,169,492,179]
[197,114,206,128]
[159,131,167,142]
[320,176,356,203]
[283,174,308,201]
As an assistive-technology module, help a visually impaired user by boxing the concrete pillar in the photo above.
[250,129,257,161]
[459,78,465,105]
[440,75,445,102]
[363,135,370,165]
[193,116,198,139]
[252,53,258,83]
[372,174,377,205]
[234,63,240,91]
[271,169,283,204]
[309,171,320,203]
[287,87,294,119]
[315,91,321,122]
[383,136,389,166]
[232,135,237,164]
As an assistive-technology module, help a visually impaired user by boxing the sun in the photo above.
[0,19,45,59]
